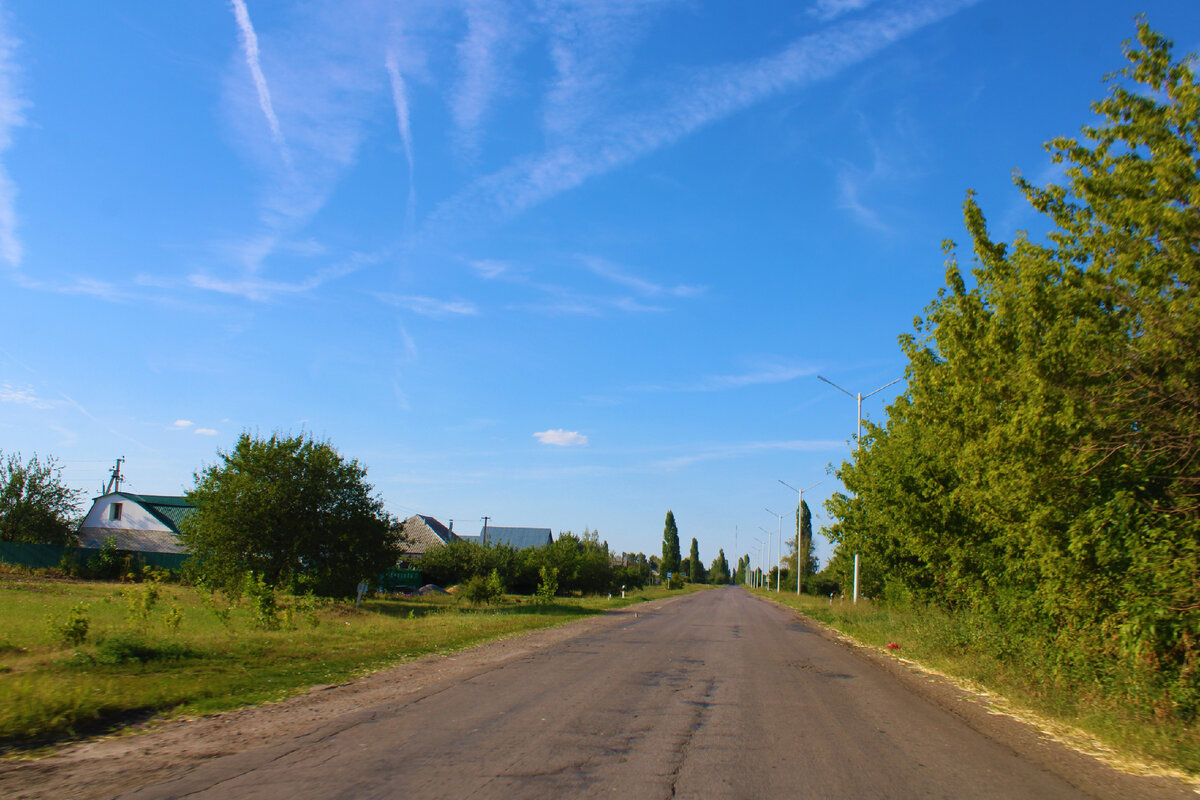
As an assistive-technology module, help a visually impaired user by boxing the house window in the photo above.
[110,503,123,521]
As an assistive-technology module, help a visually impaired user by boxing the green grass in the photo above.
[752,588,1200,779]
[0,574,685,751]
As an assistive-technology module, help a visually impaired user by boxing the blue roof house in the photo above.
[462,525,553,549]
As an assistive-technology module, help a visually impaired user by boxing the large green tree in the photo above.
[825,24,1200,719]
[0,451,81,545]
[784,500,819,592]
[181,433,401,596]
[661,510,680,578]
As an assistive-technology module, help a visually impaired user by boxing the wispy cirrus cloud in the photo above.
[536,0,674,140]
[453,0,512,155]
[579,255,703,298]
[633,362,817,393]
[534,428,588,446]
[421,0,976,241]
[385,52,417,228]
[0,9,26,270]
[172,419,194,429]
[654,438,846,471]
[808,0,881,22]
[185,251,373,302]
[0,381,50,409]
[375,293,479,318]
[469,255,669,316]
[230,0,292,171]
[195,428,219,436]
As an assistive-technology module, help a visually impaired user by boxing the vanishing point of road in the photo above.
[24,587,1199,799]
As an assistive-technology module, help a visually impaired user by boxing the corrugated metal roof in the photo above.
[479,526,553,549]
[115,493,194,533]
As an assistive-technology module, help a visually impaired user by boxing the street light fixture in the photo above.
[817,374,903,602]
[780,479,822,596]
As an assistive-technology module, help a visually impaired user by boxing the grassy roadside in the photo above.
[0,573,697,752]
[749,587,1200,779]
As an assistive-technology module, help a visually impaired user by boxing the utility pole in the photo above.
[481,516,490,546]
[103,457,125,494]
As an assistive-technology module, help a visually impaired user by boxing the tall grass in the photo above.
[0,574,679,749]
[755,589,1200,777]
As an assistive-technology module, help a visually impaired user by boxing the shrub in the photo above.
[244,572,279,629]
[533,566,558,604]
[86,536,123,580]
[47,602,90,647]
[123,580,160,623]
[462,569,505,606]
[90,633,195,665]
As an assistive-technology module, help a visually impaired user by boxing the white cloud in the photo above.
[580,255,703,298]
[195,428,219,436]
[172,419,194,429]
[534,428,588,446]
[375,293,478,318]
[537,0,673,140]
[0,10,26,269]
[422,0,976,240]
[470,259,512,279]
[633,362,816,392]
[0,381,50,408]
[230,0,291,170]
[453,0,512,154]
[808,0,880,22]
[385,52,417,228]
[654,438,847,471]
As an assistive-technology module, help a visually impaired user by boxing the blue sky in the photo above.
[1,1,1196,571]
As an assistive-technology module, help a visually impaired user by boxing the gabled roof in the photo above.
[115,493,194,533]
[417,515,456,543]
[479,526,553,549]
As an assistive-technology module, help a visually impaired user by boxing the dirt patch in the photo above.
[0,597,681,800]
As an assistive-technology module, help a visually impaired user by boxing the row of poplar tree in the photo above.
[821,26,1198,722]
[660,510,732,585]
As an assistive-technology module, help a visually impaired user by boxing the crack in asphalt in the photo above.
[666,675,718,799]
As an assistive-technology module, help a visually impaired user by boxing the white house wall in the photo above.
[80,494,173,533]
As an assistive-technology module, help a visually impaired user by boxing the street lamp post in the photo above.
[817,375,902,602]
[752,538,763,588]
[765,509,784,592]
[780,479,822,596]
[759,525,775,592]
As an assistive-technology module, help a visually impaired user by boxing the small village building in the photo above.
[77,492,193,554]
[460,525,553,549]
[399,514,459,560]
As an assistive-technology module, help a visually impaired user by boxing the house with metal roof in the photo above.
[399,514,460,559]
[460,525,553,549]
[77,492,193,554]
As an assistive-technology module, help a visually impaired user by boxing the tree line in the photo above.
[821,25,1198,722]
[660,509,732,587]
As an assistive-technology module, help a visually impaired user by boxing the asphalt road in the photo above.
[118,587,1190,799]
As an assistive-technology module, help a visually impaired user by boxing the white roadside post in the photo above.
[780,479,822,596]
[817,375,902,603]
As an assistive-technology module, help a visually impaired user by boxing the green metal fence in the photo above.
[378,567,423,591]
[0,541,191,572]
